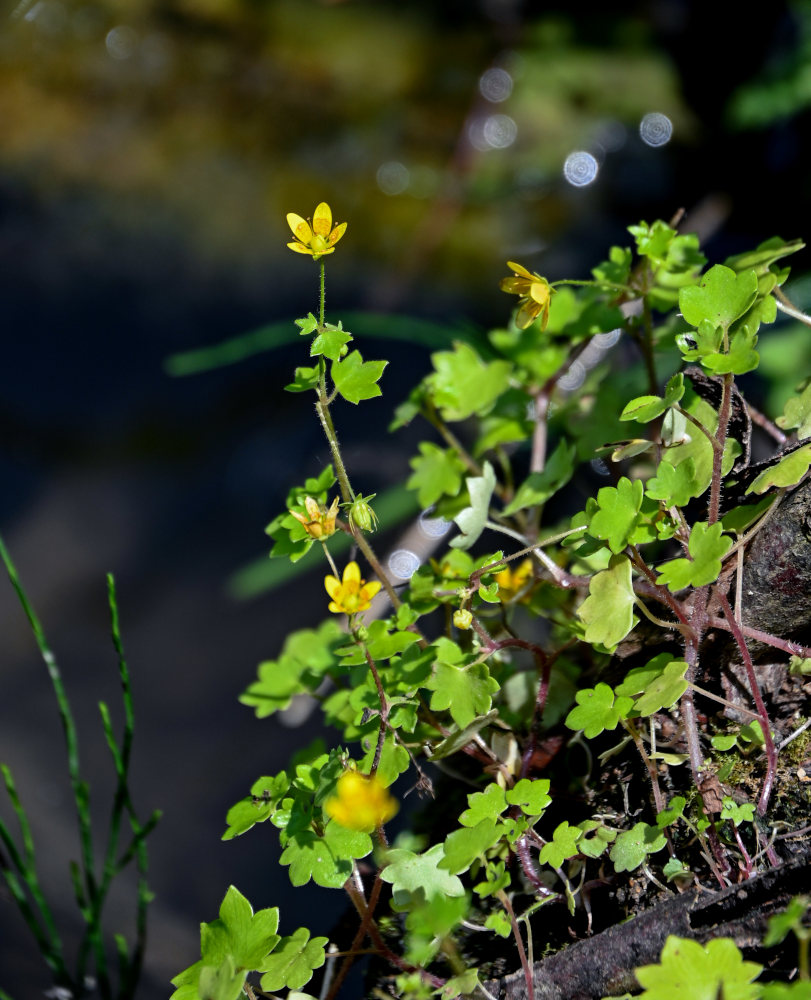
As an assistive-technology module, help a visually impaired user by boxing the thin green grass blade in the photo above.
[0,537,97,909]
[164,312,485,377]
[0,765,65,970]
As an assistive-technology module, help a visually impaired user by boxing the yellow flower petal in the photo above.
[287,212,311,241]
[312,202,333,237]
[324,574,341,600]
[325,771,398,831]
[287,241,314,254]
[343,561,361,587]
[329,221,347,246]
[515,299,542,329]
[506,261,535,279]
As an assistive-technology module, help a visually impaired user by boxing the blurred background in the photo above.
[1,0,810,995]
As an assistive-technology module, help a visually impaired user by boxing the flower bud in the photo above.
[349,494,378,532]
[453,609,473,630]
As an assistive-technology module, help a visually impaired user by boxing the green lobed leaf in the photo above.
[720,797,755,826]
[428,342,511,421]
[285,365,321,393]
[505,778,552,817]
[331,350,387,404]
[426,657,500,730]
[564,682,633,738]
[310,321,352,362]
[538,821,582,867]
[258,927,328,992]
[381,844,465,910]
[763,896,810,947]
[459,782,508,827]
[407,442,466,507]
[588,477,644,554]
[439,818,504,875]
[634,935,763,1000]
[646,458,700,508]
[279,822,372,888]
[679,264,759,330]
[655,521,732,590]
[776,379,811,439]
[577,554,639,651]
[610,822,667,872]
[632,660,689,716]
[576,820,617,859]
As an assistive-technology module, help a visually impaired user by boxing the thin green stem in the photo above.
[319,261,326,328]
[550,278,636,295]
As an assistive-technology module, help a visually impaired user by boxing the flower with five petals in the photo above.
[500,261,553,330]
[494,558,535,603]
[289,496,339,540]
[286,202,347,260]
[324,561,381,615]
[325,770,398,832]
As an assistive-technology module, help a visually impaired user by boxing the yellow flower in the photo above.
[289,496,339,540]
[286,202,347,260]
[324,561,381,615]
[494,558,534,604]
[325,770,398,832]
[500,261,553,330]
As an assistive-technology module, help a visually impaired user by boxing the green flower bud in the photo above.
[349,494,378,532]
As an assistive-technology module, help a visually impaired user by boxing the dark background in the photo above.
[1,0,810,996]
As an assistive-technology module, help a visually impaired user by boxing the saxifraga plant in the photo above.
[171,204,811,1000]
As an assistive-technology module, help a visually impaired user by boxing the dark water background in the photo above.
[1,0,810,996]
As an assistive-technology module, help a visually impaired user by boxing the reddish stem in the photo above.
[715,593,777,815]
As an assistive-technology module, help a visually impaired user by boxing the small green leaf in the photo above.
[438,969,483,1000]
[427,658,500,729]
[633,660,689,716]
[295,314,319,336]
[331,351,387,404]
[381,844,465,910]
[634,935,762,1000]
[776,380,811,439]
[679,264,759,330]
[746,442,811,494]
[439,819,504,874]
[577,554,639,650]
[764,896,810,947]
[450,461,497,550]
[429,342,511,421]
[720,797,755,826]
[459,783,508,826]
[655,796,686,828]
[565,682,633,738]
[610,822,667,872]
[538,821,582,867]
[485,909,512,938]
[662,857,692,882]
[279,822,372,888]
[620,394,666,423]
[576,820,617,859]
[646,458,700,508]
[407,442,466,507]
[285,365,321,393]
[588,477,645,554]
[505,778,552,817]
[311,322,352,362]
[258,928,328,992]
[655,521,732,590]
